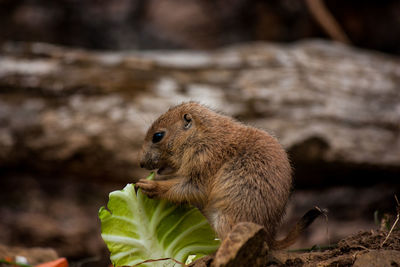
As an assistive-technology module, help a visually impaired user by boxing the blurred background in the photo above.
[0,0,399,266]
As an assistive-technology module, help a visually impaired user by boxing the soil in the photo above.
[269,229,400,267]
[1,173,399,267]
[1,216,399,267]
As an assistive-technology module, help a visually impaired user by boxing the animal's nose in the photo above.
[140,161,145,168]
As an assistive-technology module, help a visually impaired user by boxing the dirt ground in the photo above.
[1,225,399,267]
[1,173,399,267]
[269,229,400,267]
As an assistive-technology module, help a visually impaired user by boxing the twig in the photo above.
[305,0,351,44]
[380,195,400,248]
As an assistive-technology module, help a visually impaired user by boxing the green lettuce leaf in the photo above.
[99,173,220,266]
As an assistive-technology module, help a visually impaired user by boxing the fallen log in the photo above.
[0,40,399,183]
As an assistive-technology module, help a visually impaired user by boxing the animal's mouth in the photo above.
[157,165,175,175]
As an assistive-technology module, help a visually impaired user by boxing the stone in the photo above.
[212,222,268,267]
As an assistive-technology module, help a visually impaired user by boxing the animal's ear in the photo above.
[183,113,192,129]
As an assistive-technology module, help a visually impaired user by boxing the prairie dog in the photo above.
[137,102,320,248]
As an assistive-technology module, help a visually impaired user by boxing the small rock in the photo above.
[211,222,269,267]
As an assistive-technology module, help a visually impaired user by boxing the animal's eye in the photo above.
[152,131,165,143]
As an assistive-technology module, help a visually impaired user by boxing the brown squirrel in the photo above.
[137,102,322,249]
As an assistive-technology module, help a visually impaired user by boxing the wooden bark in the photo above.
[0,40,399,182]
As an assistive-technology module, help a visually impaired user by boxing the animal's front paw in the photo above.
[136,179,161,198]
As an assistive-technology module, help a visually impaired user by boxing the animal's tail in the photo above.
[272,207,326,250]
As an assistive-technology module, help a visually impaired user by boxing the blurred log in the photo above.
[0,40,399,183]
